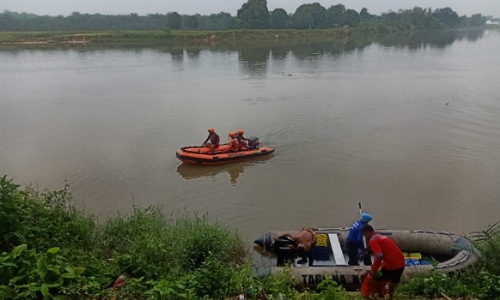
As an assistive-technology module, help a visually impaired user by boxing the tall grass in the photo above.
[8,174,494,299]
[0,175,249,299]
[1,175,357,299]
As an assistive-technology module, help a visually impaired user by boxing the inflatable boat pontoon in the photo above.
[176,144,275,165]
[254,227,479,290]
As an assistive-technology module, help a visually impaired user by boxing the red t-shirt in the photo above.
[368,233,405,272]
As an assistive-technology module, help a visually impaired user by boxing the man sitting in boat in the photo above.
[346,212,373,266]
[236,129,249,150]
[225,132,240,152]
[274,228,316,266]
[202,128,220,153]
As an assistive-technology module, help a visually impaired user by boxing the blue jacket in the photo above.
[346,220,366,249]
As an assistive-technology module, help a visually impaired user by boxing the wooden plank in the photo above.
[328,233,347,265]
[312,259,335,266]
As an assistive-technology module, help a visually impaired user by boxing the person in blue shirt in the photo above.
[346,212,373,266]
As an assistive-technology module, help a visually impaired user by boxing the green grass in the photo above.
[1,175,498,299]
[0,175,250,299]
[0,30,173,44]
[0,28,354,45]
[0,175,360,299]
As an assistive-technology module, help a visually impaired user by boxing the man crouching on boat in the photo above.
[202,128,220,153]
[273,228,316,266]
[362,225,405,300]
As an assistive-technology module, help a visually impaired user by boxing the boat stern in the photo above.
[254,231,274,248]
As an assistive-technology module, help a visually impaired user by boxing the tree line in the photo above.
[0,0,486,32]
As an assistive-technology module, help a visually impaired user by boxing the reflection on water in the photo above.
[176,163,245,185]
[1,29,484,72]
[176,155,274,185]
[1,29,499,243]
[238,47,270,77]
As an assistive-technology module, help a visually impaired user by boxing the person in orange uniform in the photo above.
[225,131,240,152]
[202,128,220,153]
[362,225,405,300]
[236,129,249,150]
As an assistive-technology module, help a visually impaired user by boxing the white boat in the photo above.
[253,227,479,289]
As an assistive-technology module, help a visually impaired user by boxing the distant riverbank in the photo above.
[0,28,354,45]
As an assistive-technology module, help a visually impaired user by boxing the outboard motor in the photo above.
[272,236,298,266]
[248,137,260,150]
[254,231,300,266]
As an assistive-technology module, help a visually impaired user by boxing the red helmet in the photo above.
[237,129,244,134]
[229,131,236,138]
[208,128,215,133]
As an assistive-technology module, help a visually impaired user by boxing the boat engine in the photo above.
[272,236,298,266]
[248,137,260,149]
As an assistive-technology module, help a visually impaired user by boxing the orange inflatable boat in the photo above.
[176,144,275,165]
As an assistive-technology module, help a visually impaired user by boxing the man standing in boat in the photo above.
[346,212,373,266]
[362,225,405,300]
[202,128,220,153]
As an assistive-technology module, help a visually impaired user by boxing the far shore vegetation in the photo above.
[1,174,499,299]
[0,29,352,45]
[1,0,498,46]
[1,1,499,298]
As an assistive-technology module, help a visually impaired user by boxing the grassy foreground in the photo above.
[0,175,357,299]
[1,175,499,299]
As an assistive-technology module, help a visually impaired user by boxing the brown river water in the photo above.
[1,30,499,245]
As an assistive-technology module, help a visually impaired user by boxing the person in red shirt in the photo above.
[362,225,405,299]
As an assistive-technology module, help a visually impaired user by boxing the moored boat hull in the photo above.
[254,228,479,290]
[176,145,275,165]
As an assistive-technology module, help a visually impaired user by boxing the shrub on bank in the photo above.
[1,175,356,299]
[0,175,251,299]
[0,176,96,255]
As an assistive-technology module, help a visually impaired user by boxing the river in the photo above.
[1,30,499,244]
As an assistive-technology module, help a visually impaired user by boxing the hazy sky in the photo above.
[2,0,500,17]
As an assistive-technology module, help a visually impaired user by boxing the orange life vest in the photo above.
[229,138,239,151]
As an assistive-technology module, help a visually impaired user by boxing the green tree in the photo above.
[167,11,181,29]
[433,7,460,28]
[344,9,360,27]
[326,4,346,27]
[397,7,443,30]
[469,13,485,27]
[270,8,288,29]
[292,3,327,29]
[237,0,269,29]
[360,8,373,21]
[202,12,236,30]
[183,15,199,29]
